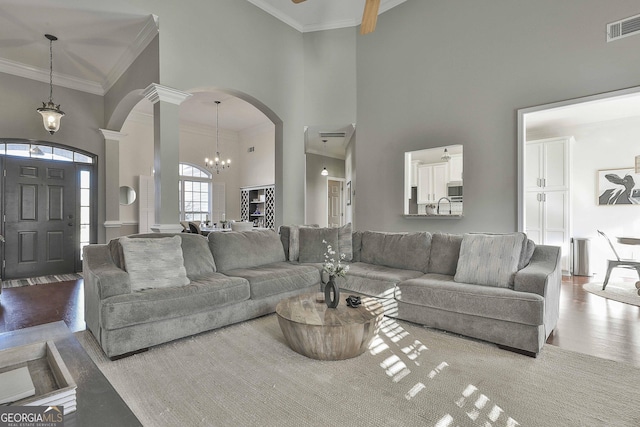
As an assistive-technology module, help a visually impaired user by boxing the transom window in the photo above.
[179,163,211,221]
[0,142,93,163]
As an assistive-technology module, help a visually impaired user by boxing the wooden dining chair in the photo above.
[597,230,640,290]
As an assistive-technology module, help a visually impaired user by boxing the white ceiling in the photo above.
[247,0,407,32]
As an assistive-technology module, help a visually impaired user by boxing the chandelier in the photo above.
[205,101,231,174]
[37,34,65,135]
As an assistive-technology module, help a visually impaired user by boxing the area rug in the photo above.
[1,273,83,289]
[77,315,640,426]
[583,282,640,307]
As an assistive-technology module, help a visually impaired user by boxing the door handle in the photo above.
[68,223,74,226]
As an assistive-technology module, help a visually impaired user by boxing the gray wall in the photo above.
[355,0,640,232]
[303,27,357,125]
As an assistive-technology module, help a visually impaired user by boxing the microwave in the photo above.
[447,182,463,198]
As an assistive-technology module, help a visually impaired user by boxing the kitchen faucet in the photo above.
[437,197,451,215]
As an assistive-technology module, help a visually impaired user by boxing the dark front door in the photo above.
[4,157,77,279]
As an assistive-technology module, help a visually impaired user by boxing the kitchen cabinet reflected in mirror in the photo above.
[404,145,463,216]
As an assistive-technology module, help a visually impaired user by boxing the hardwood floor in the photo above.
[1,275,639,367]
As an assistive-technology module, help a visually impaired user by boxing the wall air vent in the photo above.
[607,13,640,42]
[319,132,346,138]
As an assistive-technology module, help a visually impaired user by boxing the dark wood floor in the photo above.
[1,276,639,367]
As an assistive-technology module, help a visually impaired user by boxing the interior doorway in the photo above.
[518,86,640,277]
[327,178,345,228]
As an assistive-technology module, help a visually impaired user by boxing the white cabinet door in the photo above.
[433,163,448,201]
[525,191,543,244]
[543,139,569,191]
[449,154,463,182]
[543,190,570,271]
[525,142,543,191]
[417,164,433,204]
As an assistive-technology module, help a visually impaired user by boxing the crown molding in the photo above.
[103,15,159,93]
[99,129,128,141]
[0,57,104,95]
[0,14,158,96]
[143,83,192,105]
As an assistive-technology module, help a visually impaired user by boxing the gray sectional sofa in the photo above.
[83,226,561,359]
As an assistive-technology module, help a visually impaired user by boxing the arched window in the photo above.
[179,163,224,222]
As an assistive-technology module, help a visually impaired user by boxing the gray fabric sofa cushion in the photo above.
[343,262,424,299]
[519,239,536,270]
[120,236,190,291]
[208,230,286,272]
[428,233,463,275]
[396,274,544,326]
[223,262,320,299]
[360,231,432,273]
[101,273,250,330]
[454,233,526,288]
[298,227,339,263]
[108,233,216,278]
[279,224,319,261]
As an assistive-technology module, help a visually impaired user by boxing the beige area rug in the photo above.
[77,315,640,427]
[583,282,640,307]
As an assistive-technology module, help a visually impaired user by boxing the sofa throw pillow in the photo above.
[208,229,286,272]
[518,238,536,270]
[454,233,526,288]
[120,235,190,291]
[428,233,463,276]
[338,223,353,261]
[298,227,339,263]
[286,225,319,262]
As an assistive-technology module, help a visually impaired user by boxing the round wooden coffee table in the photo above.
[276,293,384,360]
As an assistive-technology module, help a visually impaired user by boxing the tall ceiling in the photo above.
[247,0,407,32]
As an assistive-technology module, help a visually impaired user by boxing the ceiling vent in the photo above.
[607,13,640,42]
[319,132,346,138]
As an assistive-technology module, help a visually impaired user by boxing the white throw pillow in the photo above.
[454,233,525,288]
[120,236,190,291]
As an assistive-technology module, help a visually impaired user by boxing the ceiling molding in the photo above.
[247,0,304,32]
[0,14,158,96]
[0,56,104,95]
[143,83,192,105]
[303,18,360,33]
[103,15,159,94]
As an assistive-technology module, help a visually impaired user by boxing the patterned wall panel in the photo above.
[265,186,275,230]
[240,189,249,221]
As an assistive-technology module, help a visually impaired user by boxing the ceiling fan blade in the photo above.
[292,0,306,3]
[360,0,380,34]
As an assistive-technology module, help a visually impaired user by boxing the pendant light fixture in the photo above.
[321,139,329,176]
[441,148,451,161]
[204,101,231,174]
[37,34,64,135]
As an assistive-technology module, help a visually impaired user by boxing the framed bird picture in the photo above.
[597,168,640,205]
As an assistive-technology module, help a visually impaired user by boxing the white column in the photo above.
[100,129,127,241]
[142,83,192,233]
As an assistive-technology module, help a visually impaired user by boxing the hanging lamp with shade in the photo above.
[321,139,329,176]
[37,34,65,135]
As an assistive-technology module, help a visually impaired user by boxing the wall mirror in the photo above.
[404,145,463,216]
[119,185,137,205]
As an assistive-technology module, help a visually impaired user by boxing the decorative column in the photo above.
[143,84,192,233]
[100,129,127,242]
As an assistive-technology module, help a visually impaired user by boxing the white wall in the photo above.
[528,116,640,278]
[238,123,275,188]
